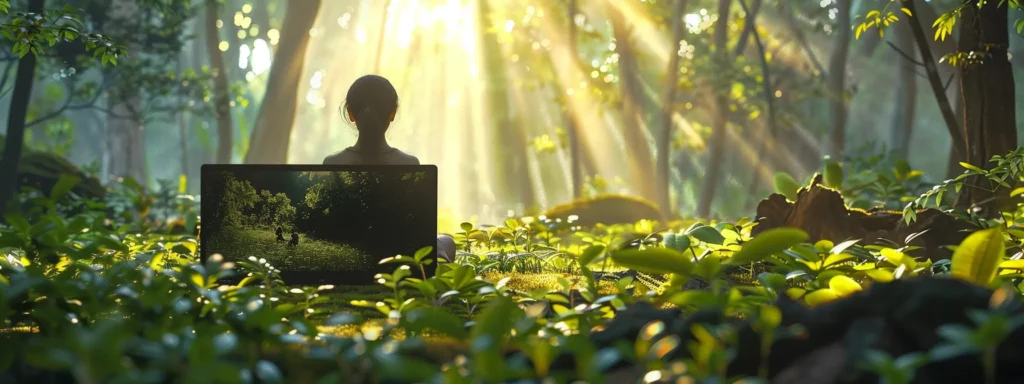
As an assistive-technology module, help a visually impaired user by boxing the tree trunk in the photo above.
[608,2,658,204]
[106,0,147,184]
[732,0,760,56]
[827,0,852,159]
[947,77,965,179]
[0,0,43,212]
[657,0,687,218]
[207,0,234,164]
[567,0,582,199]
[245,0,322,164]
[955,0,1017,215]
[743,0,777,203]
[696,0,731,219]
[479,0,535,209]
[889,19,916,160]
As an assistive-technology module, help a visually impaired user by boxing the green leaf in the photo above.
[823,160,843,188]
[686,225,726,245]
[727,228,809,265]
[950,227,1005,286]
[828,275,862,296]
[403,307,468,339]
[804,288,840,306]
[460,222,474,232]
[772,172,801,201]
[610,247,694,275]
[579,244,605,266]
[50,175,80,201]
[959,162,985,173]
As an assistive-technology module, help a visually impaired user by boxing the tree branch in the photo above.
[903,0,966,160]
[886,40,924,66]
[24,77,108,128]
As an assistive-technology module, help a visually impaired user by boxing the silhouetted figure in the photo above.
[322,75,420,165]
[288,232,299,247]
[275,227,285,242]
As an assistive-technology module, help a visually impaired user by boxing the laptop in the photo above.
[199,164,438,285]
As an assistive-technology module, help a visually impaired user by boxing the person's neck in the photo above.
[353,135,389,151]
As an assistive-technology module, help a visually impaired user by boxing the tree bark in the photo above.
[0,0,43,212]
[608,2,659,204]
[696,0,731,219]
[827,0,852,159]
[106,0,147,184]
[889,19,916,160]
[207,0,234,164]
[955,0,1017,215]
[245,0,322,164]
[657,0,687,218]
[567,0,582,199]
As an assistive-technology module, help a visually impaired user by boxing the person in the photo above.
[323,75,420,165]
[288,232,299,247]
[275,227,285,242]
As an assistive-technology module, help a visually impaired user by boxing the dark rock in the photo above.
[540,277,1024,383]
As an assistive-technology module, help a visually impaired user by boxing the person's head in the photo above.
[343,75,399,136]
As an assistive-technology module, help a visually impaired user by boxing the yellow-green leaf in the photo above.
[951,227,1005,286]
[772,172,801,201]
[998,259,1024,270]
[611,247,693,275]
[804,289,840,306]
[828,275,862,296]
[959,162,985,173]
[901,7,912,16]
[863,268,895,282]
[727,228,809,265]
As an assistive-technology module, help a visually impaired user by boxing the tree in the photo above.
[827,0,853,159]
[478,0,536,211]
[954,0,1016,213]
[567,0,581,198]
[888,16,917,160]
[657,0,687,217]
[696,0,732,219]
[206,0,233,164]
[244,0,321,164]
[607,2,658,204]
[0,0,124,212]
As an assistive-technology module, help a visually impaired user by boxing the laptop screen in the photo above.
[199,165,438,285]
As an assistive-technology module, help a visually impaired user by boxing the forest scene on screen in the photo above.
[202,170,434,282]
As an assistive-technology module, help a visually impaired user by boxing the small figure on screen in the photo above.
[288,232,299,247]
[323,74,420,165]
[275,227,285,242]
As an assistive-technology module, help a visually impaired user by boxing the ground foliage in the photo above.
[2,154,1024,383]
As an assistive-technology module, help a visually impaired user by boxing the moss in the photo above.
[540,194,666,227]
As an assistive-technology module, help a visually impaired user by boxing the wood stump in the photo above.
[751,175,976,261]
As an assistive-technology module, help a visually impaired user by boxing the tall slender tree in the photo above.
[827,0,853,159]
[206,0,234,163]
[657,0,687,217]
[245,0,322,164]
[696,0,731,219]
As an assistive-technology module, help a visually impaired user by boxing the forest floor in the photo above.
[207,228,374,271]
